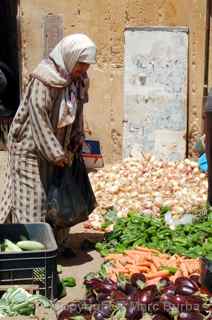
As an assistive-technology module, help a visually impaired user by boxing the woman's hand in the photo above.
[55,157,69,167]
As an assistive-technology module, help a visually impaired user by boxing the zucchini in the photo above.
[4,239,23,252]
[16,240,45,251]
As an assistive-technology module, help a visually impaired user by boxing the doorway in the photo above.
[0,0,20,148]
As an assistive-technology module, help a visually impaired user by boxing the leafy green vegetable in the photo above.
[98,261,112,279]
[160,206,171,217]
[101,208,118,229]
[96,212,212,258]
[0,287,51,317]
[62,276,76,287]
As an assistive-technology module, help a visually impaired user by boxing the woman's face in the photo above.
[71,62,90,79]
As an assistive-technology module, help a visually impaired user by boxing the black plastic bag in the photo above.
[47,155,97,228]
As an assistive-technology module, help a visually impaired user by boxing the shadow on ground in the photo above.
[57,223,105,302]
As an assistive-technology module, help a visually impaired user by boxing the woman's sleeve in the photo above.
[28,79,65,163]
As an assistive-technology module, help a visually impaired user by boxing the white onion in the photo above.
[88,155,208,230]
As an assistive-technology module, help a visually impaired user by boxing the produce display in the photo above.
[0,237,46,252]
[104,247,200,284]
[58,272,212,320]
[0,287,51,317]
[96,213,212,259]
[88,156,208,230]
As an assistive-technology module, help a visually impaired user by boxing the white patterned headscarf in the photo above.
[31,33,96,128]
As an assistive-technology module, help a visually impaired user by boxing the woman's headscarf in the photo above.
[31,33,96,128]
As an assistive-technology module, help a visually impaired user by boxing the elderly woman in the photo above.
[0,34,97,256]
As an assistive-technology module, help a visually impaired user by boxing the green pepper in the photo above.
[62,276,76,288]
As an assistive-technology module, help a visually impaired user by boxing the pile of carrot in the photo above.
[105,246,200,285]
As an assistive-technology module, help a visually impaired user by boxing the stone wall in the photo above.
[19,0,208,163]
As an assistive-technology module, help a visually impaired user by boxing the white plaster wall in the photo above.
[123,27,188,160]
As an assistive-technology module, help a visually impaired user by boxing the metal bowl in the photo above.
[200,257,212,293]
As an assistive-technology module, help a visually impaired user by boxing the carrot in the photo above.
[105,248,201,284]
[132,266,150,273]
[106,253,122,260]
[146,270,170,279]
[171,270,183,282]
[151,256,162,269]
[180,262,189,277]
[146,277,163,286]
[114,262,126,273]
[110,274,117,282]
[137,247,159,254]
[139,261,157,273]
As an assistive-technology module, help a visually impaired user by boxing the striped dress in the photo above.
[0,78,85,243]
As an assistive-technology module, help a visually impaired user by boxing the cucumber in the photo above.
[4,239,23,252]
[16,240,45,251]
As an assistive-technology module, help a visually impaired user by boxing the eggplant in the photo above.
[152,314,171,320]
[177,311,204,320]
[159,294,176,313]
[124,283,137,295]
[85,294,97,305]
[58,310,75,320]
[84,278,117,294]
[97,293,111,302]
[175,277,199,291]
[161,285,176,296]
[158,277,172,289]
[111,290,128,303]
[132,285,159,305]
[99,303,113,318]
[176,286,196,296]
[93,311,106,320]
[126,304,143,320]
[170,294,204,313]
[57,302,82,320]
[189,275,201,287]
[131,273,146,287]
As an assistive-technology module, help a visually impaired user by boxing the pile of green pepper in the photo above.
[96,211,212,259]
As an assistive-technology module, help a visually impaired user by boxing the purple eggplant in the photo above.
[125,283,137,295]
[98,303,113,318]
[84,278,117,294]
[57,302,82,320]
[85,294,97,304]
[159,294,176,313]
[96,292,111,302]
[177,311,204,320]
[93,311,106,320]
[158,277,172,289]
[131,273,146,287]
[132,285,159,305]
[175,277,199,291]
[161,284,176,296]
[58,310,75,320]
[176,286,196,296]
[126,304,143,320]
[152,314,171,320]
[189,275,201,287]
[171,294,203,313]
[111,290,128,303]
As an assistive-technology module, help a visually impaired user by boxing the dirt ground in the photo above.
[57,222,104,306]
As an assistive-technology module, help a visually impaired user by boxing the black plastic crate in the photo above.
[0,223,58,299]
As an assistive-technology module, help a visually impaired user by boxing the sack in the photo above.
[47,155,97,228]
[81,140,104,169]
